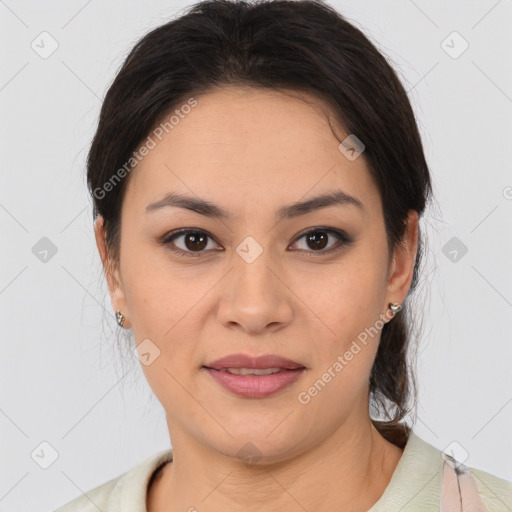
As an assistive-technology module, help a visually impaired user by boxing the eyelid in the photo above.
[160,226,354,258]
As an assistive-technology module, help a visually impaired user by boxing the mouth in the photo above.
[201,366,305,375]
[201,353,307,398]
[203,352,306,371]
[201,365,306,398]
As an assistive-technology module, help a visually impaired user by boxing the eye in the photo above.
[160,227,354,258]
[289,227,354,256]
[160,229,221,258]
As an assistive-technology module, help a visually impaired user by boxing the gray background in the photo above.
[1,0,511,510]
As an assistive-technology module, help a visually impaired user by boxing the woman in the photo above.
[54,0,512,510]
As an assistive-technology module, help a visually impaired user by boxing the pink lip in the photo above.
[204,353,305,370]
[203,367,306,398]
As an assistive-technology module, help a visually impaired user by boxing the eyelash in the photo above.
[159,227,354,258]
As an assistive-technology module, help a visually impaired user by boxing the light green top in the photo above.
[53,431,512,511]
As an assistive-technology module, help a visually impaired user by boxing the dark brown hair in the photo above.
[87,0,432,447]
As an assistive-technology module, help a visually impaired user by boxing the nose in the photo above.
[216,249,293,335]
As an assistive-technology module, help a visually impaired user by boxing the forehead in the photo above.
[124,86,381,221]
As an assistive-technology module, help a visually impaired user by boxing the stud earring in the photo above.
[389,302,402,314]
[115,310,126,328]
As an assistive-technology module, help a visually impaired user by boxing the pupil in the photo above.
[186,233,207,251]
[307,231,328,250]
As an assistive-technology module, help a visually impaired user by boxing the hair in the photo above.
[87,0,433,448]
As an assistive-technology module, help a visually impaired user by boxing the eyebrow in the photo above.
[145,190,364,220]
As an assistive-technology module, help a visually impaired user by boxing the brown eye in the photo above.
[160,227,354,259]
[290,228,354,256]
[305,231,329,250]
[162,229,220,257]
[181,232,208,251]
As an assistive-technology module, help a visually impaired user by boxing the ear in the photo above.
[93,215,131,329]
[384,209,419,315]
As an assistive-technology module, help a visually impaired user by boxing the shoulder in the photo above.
[409,431,512,511]
[52,448,174,512]
[468,465,512,512]
[370,429,511,511]
[52,476,119,512]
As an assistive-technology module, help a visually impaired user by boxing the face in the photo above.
[95,86,418,463]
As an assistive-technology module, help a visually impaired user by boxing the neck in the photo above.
[147,417,405,512]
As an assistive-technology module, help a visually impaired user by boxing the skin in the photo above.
[94,85,419,512]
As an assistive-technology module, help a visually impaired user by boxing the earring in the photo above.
[389,302,402,314]
[115,310,126,328]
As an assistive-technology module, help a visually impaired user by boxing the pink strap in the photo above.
[440,456,489,511]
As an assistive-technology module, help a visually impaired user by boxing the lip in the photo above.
[204,353,305,370]
[202,353,306,399]
[203,367,306,398]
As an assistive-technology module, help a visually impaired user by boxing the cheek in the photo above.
[138,354,203,426]
[299,272,383,409]
[120,247,195,333]
[296,256,385,328]
[293,259,386,380]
